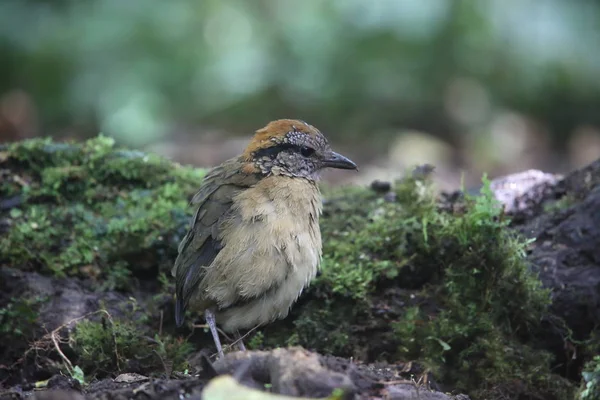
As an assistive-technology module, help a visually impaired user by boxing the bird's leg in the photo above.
[234,330,246,351]
[205,309,224,359]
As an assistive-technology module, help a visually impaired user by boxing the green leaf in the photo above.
[71,365,86,385]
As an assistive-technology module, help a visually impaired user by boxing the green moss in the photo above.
[580,356,600,400]
[247,331,265,350]
[0,296,43,336]
[0,296,45,362]
[71,318,193,377]
[392,179,550,370]
[316,175,440,300]
[0,136,205,285]
[286,298,358,355]
[544,193,577,213]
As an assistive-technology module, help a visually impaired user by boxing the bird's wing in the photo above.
[172,158,261,326]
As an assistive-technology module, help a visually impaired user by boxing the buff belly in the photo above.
[198,176,323,332]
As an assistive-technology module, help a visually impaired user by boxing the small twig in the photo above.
[152,349,172,378]
[191,323,260,359]
[400,361,413,373]
[24,309,117,375]
[191,323,233,341]
[230,325,260,349]
[51,329,74,374]
[380,379,414,385]
[190,323,231,360]
[159,310,164,337]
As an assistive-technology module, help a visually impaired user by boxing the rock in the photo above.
[113,373,149,384]
[509,159,600,377]
[46,375,82,392]
[0,267,132,333]
[32,391,85,400]
[385,384,470,400]
[489,169,561,213]
[370,180,391,193]
[210,347,357,398]
[469,158,600,379]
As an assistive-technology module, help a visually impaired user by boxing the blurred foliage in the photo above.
[580,355,600,400]
[1,0,600,150]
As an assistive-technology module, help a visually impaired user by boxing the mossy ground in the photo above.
[71,317,194,380]
[0,136,584,399]
[0,136,203,383]
[0,136,205,286]
[0,295,46,367]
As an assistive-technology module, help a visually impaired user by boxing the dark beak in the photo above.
[322,151,358,170]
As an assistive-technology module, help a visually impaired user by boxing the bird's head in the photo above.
[242,119,357,179]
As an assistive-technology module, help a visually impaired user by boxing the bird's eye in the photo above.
[300,146,315,157]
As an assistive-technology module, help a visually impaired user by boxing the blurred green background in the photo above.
[1,0,600,188]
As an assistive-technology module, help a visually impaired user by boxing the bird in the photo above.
[171,119,357,358]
